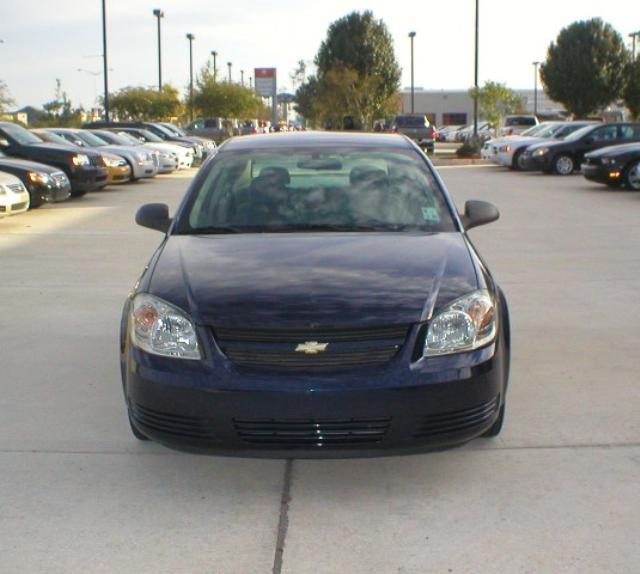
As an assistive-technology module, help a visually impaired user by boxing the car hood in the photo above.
[97,144,147,157]
[0,156,64,173]
[147,233,479,329]
[585,142,640,158]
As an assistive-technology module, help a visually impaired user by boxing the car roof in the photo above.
[221,131,413,151]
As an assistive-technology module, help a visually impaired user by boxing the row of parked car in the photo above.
[437,116,540,144]
[0,121,218,217]
[481,120,640,189]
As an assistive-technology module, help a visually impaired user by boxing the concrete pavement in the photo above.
[1,166,638,573]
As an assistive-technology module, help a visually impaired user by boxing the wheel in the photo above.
[482,404,505,437]
[552,154,575,175]
[511,149,526,171]
[128,413,150,441]
[624,160,640,190]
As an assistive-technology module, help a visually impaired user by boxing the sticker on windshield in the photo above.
[421,207,440,223]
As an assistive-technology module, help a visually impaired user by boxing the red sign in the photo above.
[255,68,275,78]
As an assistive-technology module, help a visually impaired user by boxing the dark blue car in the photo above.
[120,132,510,457]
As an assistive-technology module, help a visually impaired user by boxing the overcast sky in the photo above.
[1,0,637,109]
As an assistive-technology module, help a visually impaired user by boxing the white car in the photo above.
[113,128,195,170]
[498,115,539,137]
[0,172,30,217]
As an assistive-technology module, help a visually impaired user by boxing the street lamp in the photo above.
[101,0,110,121]
[227,62,232,83]
[186,33,195,122]
[532,61,541,117]
[211,51,218,81]
[473,0,479,138]
[408,32,416,114]
[240,69,245,87]
[152,9,164,91]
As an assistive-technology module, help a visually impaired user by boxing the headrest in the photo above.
[349,166,388,185]
[259,166,290,185]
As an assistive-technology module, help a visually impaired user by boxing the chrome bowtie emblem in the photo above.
[295,341,329,355]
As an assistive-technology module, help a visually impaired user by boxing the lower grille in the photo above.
[413,395,499,437]
[131,403,217,440]
[234,417,391,446]
[11,201,28,211]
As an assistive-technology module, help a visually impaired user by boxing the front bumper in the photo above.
[520,152,550,172]
[581,163,622,185]
[69,166,108,194]
[0,192,30,216]
[122,325,508,458]
[106,164,132,185]
[28,179,71,207]
[131,159,158,179]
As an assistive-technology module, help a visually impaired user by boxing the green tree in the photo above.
[0,80,15,115]
[295,10,401,130]
[109,85,182,120]
[294,76,320,126]
[623,58,640,120]
[193,63,267,119]
[540,18,628,118]
[38,79,83,127]
[468,81,524,127]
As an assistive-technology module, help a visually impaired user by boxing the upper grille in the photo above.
[214,324,410,370]
[6,183,25,193]
[234,416,391,446]
[52,172,68,186]
[413,395,500,438]
[130,403,218,440]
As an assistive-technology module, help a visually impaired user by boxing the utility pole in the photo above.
[101,0,110,121]
[153,9,164,91]
[227,62,232,83]
[211,51,218,81]
[240,70,245,87]
[409,31,416,114]
[630,31,640,60]
[186,33,195,121]
[473,0,479,138]
[533,61,540,117]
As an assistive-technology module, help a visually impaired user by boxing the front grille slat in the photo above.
[214,324,410,370]
[132,404,217,439]
[413,396,499,438]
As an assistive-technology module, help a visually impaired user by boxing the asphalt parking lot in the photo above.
[1,166,639,574]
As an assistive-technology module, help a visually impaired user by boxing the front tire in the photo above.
[552,154,575,176]
[624,160,640,190]
[511,149,525,171]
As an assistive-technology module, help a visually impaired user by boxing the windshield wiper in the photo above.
[182,226,245,234]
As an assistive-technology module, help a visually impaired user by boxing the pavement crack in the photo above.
[272,459,294,574]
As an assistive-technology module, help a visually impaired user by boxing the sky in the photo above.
[1,0,637,110]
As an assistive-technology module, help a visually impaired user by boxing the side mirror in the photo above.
[136,203,172,233]
[0,138,10,148]
[461,200,500,230]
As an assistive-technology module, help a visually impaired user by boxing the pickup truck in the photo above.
[391,115,436,153]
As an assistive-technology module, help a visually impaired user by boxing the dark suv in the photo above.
[391,115,436,153]
[0,122,107,196]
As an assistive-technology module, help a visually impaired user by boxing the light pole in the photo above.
[409,31,416,114]
[211,51,218,81]
[240,70,245,87]
[532,61,541,117]
[249,76,253,90]
[153,9,164,91]
[227,62,232,83]
[473,0,479,138]
[186,33,195,122]
[101,0,110,121]
[630,31,640,60]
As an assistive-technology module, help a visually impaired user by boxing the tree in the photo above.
[294,76,320,126]
[623,59,640,120]
[193,63,268,120]
[38,79,83,127]
[468,81,524,127]
[0,80,15,115]
[295,11,401,130]
[109,85,182,120]
[540,18,628,118]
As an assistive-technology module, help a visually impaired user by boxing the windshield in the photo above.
[1,123,43,145]
[162,123,185,136]
[532,123,565,138]
[135,129,164,142]
[564,125,596,141]
[176,146,457,234]
[75,131,108,146]
[148,124,174,138]
[554,123,593,139]
[39,130,74,145]
[113,132,141,145]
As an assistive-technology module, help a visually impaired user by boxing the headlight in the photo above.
[71,154,91,167]
[424,290,497,356]
[28,171,52,184]
[0,185,6,195]
[130,293,201,360]
[104,156,124,167]
[532,147,549,157]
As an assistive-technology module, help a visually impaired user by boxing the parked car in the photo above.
[456,122,492,143]
[0,152,71,207]
[522,122,640,175]
[32,129,132,185]
[156,122,216,156]
[390,115,436,153]
[84,121,204,162]
[0,171,30,217]
[106,127,193,169]
[0,122,106,196]
[495,121,599,170]
[498,115,539,137]
[582,142,640,190]
[121,131,510,456]
[436,125,462,142]
[87,130,177,174]
[444,125,466,142]
[42,128,158,181]
[185,118,234,142]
